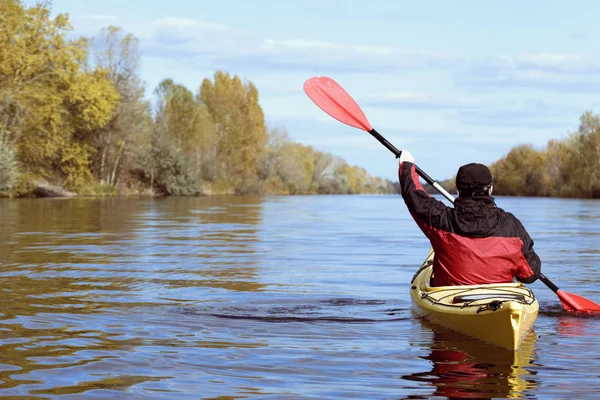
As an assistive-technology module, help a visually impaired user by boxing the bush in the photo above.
[0,137,19,190]
[134,135,202,196]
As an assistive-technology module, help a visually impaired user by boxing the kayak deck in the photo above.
[410,250,539,350]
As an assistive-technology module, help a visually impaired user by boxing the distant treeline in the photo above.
[488,111,600,198]
[0,0,395,197]
[394,111,600,199]
[425,112,600,199]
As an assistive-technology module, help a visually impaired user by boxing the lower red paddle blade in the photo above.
[557,289,600,312]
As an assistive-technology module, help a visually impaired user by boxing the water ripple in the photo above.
[1,196,600,398]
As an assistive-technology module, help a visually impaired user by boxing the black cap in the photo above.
[456,163,493,190]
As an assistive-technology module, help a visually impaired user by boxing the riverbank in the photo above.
[1,178,397,198]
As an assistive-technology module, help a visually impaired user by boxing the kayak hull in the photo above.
[410,250,539,350]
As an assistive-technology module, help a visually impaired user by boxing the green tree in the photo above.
[154,79,216,181]
[134,131,201,196]
[134,78,216,195]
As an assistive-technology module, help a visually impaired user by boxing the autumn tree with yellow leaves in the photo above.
[0,0,119,192]
[488,111,600,198]
[6,2,600,199]
[199,72,268,191]
[0,1,395,197]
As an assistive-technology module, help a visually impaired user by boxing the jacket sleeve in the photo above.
[512,215,542,283]
[398,161,451,238]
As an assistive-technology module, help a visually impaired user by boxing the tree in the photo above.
[89,26,152,187]
[0,0,119,190]
[0,136,19,190]
[490,144,549,196]
[134,131,202,196]
[566,111,600,197]
[311,150,334,191]
[154,79,216,180]
[199,71,267,190]
[258,127,289,192]
[543,139,568,197]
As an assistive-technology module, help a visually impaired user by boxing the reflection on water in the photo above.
[403,320,538,399]
[0,196,268,396]
[1,195,600,398]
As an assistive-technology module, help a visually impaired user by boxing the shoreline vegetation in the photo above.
[0,1,395,198]
[2,2,599,200]
[422,110,600,199]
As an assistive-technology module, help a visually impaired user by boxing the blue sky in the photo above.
[43,0,600,180]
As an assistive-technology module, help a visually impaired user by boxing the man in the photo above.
[398,151,541,286]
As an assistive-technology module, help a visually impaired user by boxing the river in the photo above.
[1,195,599,399]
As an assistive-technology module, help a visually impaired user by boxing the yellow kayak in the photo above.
[410,249,539,350]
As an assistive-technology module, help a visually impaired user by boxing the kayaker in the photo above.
[397,152,541,286]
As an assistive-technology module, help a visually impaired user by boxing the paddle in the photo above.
[303,77,455,204]
[303,75,600,313]
[538,274,600,312]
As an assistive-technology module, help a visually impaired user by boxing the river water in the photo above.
[1,195,599,399]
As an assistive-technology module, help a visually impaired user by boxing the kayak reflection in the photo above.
[403,321,539,399]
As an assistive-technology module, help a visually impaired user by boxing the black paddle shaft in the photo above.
[368,128,438,188]
[539,273,559,293]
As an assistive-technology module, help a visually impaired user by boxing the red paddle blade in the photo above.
[303,76,373,132]
[557,289,600,312]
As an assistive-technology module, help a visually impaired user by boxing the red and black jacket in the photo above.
[399,162,541,286]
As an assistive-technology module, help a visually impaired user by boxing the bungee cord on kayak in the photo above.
[419,288,536,309]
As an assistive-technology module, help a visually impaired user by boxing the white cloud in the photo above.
[152,17,230,32]
[457,52,600,92]
[457,99,581,130]
[362,92,482,110]
[133,17,455,73]
[458,70,600,93]
[496,53,598,74]
[69,15,600,96]
[86,15,117,21]
[353,89,579,130]
[259,39,396,57]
